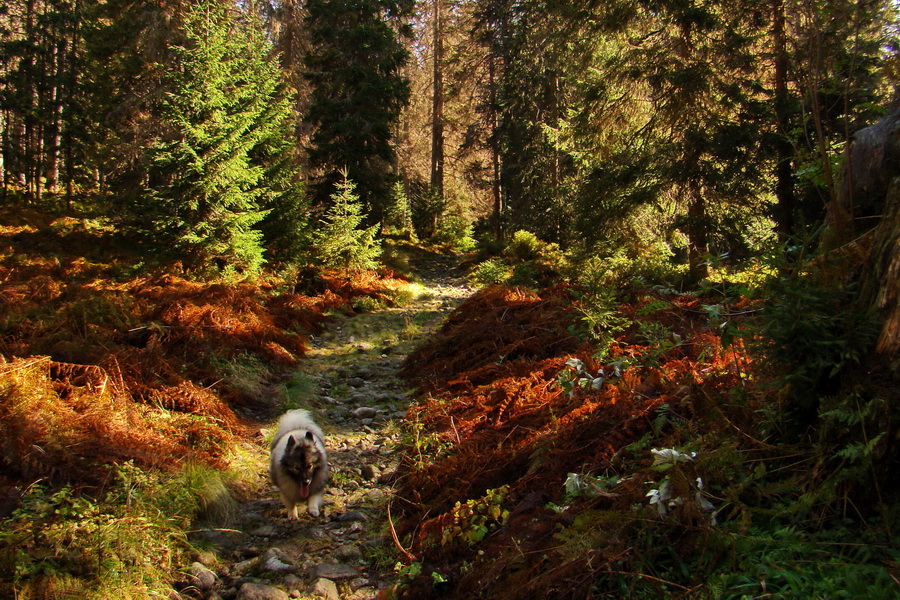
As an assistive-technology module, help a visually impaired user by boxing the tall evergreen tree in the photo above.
[303,0,412,223]
[140,0,289,273]
[242,11,311,267]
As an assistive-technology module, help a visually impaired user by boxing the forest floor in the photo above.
[181,251,473,600]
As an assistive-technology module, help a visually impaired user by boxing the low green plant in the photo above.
[441,486,510,546]
[555,357,605,397]
[212,351,272,400]
[280,372,320,411]
[705,525,899,599]
[635,320,684,367]
[750,268,879,435]
[470,258,511,287]
[0,459,239,600]
[504,230,543,262]
[405,412,454,469]
[433,210,476,252]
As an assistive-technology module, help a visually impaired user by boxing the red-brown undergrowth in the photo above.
[395,286,754,600]
[0,218,406,495]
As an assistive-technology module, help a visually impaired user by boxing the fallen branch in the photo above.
[387,498,417,564]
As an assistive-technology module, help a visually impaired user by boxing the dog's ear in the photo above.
[286,435,296,451]
[305,431,315,442]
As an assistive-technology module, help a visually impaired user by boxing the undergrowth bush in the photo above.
[469,258,511,286]
[750,270,879,435]
[469,230,568,289]
[704,525,899,599]
[0,460,242,599]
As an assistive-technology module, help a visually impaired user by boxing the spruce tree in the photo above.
[141,0,270,273]
[383,180,416,240]
[303,0,412,222]
[314,173,382,273]
[242,13,311,267]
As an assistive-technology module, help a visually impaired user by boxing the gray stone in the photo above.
[306,578,340,600]
[349,578,370,591]
[249,525,278,537]
[336,510,368,523]
[235,582,290,600]
[334,543,363,562]
[282,574,303,590]
[187,562,217,590]
[366,489,385,503]
[258,548,295,574]
[347,377,366,388]
[351,407,377,419]
[308,563,359,580]
[232,558,258,576]
[360,464,380,481]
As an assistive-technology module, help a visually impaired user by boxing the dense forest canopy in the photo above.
[1,0,896,270]
[2,0,900,597]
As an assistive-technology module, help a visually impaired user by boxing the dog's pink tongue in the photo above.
[300,483,310,499]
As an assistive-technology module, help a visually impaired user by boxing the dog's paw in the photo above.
[307,507,320,518]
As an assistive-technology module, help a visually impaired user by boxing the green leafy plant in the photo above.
[504,230,543,262]
[705,525,899,599]
[750,270,879,434]
[384,181,417,241]
[555,357,605,397]
[441,486,510,546]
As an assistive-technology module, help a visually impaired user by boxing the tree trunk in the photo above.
[861,178,900,359]
[64,0,79,210]
[772,0,796,241]
[489,54,502,243]
[429,0,444,200]
[687,182,709,282]
[46,40,63,195]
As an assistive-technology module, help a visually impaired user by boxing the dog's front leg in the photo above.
[307,492,324,517]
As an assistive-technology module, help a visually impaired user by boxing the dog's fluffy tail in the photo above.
[271,409,325,449]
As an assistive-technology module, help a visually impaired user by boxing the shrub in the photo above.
[750,271,879,433]
[433,211,476,252]
[504,230,543,262]
[469,258,511,287]
[383,181,417,241]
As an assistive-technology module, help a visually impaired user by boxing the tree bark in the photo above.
[772,0,796,241]
[429,0,444,200]
[489,53,502,243]
[861,178,900,359]
[687,182,709,282]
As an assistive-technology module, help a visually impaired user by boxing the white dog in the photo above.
[269,409,329,518]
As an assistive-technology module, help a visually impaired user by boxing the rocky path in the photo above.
[182,253,472,600]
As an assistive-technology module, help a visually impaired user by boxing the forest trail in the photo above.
[182,250,472,600]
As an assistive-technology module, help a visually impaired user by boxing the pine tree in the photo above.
[314,173,382,273]
[303,0,412,222]
[242,13,311,267]
[141,0,274,273]
[383,179,416,240]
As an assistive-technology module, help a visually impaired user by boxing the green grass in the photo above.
[0,459,254,600]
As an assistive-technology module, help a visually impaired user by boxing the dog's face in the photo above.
[281,431,321,496]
